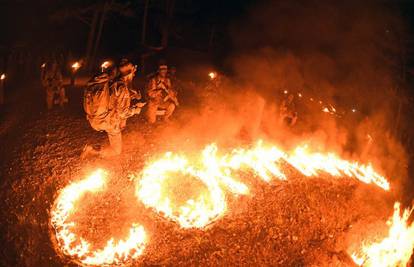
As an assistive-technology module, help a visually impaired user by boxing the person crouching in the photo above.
[81,60,138,158]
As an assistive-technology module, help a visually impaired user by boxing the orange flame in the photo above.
[52,141,398,264]
[208,71,217,79]
[71,62,81,71]
[51,169,147,266]
[137,140,389,229]
[0,73,5,80]
[101,61,111,70]
[351,202,414,267]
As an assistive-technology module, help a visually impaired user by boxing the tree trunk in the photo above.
[208,24,216,52]
[161,0,175,48]
[90,1,111,70]
[141,0,150,46]
[85,8,99,68]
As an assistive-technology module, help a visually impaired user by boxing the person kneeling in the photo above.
[81,60,139,158]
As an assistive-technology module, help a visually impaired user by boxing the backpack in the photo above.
[83,73,111,119]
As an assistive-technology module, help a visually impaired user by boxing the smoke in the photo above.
[225,0,409,188]
[153,0,409,197]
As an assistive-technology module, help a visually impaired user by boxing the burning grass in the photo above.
[49,140,413,266]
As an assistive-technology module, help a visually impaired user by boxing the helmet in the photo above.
[118,58,136,76]
[158,59,168,71]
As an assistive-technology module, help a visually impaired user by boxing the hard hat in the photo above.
[158,59,168,70]
[118,58,136,76]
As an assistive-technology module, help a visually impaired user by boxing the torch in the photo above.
[0,73,6,105]
[101,61,111,73]
[71,61,81,86]
[208,71,217,80]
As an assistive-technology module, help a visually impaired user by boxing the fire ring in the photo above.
[50,169,147,266]
[136,153,227,228]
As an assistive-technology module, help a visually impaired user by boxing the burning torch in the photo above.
[208,71,217,80]
[71,61,81,86]
[0,73,6,105]
[101,61,112,72]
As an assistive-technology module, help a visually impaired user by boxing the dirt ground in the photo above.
[0,81,402,266]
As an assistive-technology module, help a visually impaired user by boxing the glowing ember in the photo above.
[137,140,390,229]
[0,73,5,80]
[41,63,46,68]
[351,202,414,267]
[51,169,147,266]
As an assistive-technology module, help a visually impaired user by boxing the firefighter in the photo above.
[279,93,297,126]
[146,63,178,123]
[41,61,68,109]
[81,60,142,158]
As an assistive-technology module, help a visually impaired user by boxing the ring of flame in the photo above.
[136,141,391,230]
[136,153,227,228]
[50,169,147,266]
[50,141,414,266]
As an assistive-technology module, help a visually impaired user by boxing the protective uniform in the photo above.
[146,66,177,123]
[200,72,224,113]
[103,78,131,155]
[82,61,138,158]
[41,63,67,109]
[279,94,297,126]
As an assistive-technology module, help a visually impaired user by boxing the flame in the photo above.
[0,73,5,80]
[137,140,389,229]
[51,169,147,266]
[136,151,228,228]
[351,202,414,267]
[101,61,111,70]
[41,63,46,68]
[208,71,217,79]
[51,141,404,265]
[71,62,81,71]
